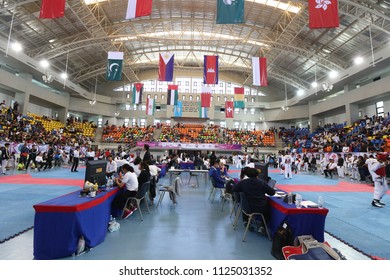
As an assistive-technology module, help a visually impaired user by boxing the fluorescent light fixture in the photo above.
[354,56,364,65]
[83,0,107,4]
[329,70,338,79]
[60,73,68,80]
[11,42,22,52]
[40,59,50,68]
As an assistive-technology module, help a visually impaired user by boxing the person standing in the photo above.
[368,153,388,208]
[336,154,345,178]
[26,144,38,170]
[45,144,54,170]
[0,143,10,175]
[71,146,80,172]
[283,151,293,179]
[142,144,151,164]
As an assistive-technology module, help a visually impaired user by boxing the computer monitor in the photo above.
[255,163,268,182]
[85,160,107,186]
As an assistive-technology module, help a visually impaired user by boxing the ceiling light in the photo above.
[311,81,318,88]
[83,0,107,4]
[354,56,364,65]
[329,70,338,79]
[297,89,304,96]
[60,73,68,80]
[11,42,22,52]
[40,59,50,68]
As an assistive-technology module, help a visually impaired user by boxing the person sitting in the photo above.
[111,164,138,219]
[138,161,151,190]
[324,158,337,178]
[208,159,226,188]
[233,168,276,231]
[106,154,117,179]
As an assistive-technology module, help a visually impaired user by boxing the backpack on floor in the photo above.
[271,221,294,260]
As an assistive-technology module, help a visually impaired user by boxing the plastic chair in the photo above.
[122,181,150,221]
[187,171,199,187]
[208,177,225,203]
[156,177,181,209]
[239,192,271,241]
[231,191,241,228]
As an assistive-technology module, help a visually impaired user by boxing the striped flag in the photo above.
[126,0,153,20]
[198,102,208,118]
[106,52,124,81]
[174,101,183,117]
[39,0,66,19]
[225,101,234,118]
[132,83,143,104]
[234,87,245,108]
[252,57,268,86]
[146,97,155,115]
[201,86,212,108]
[158,53,174,82]
[167,85,178,106]
[204,55,218,84]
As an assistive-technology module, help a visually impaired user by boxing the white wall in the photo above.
[324,113,347,125]
[28,103,52,117]
[0,91,13,107]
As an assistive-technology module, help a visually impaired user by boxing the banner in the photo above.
[146,97,155,115]
[203,55,218,84]
[201,86,212,108]
[136,141,242,151]
[158,53,174,82]
[216,0,244,24]
[126,0,153,19]
[234,87,245,108]
[198,102,208,118]
[39,0,66,19]
[225,101,234,118]
[174,101,183,117]
[106,52,124,81]
[309,0,339,29]
[167,85,178,106]
[252,57,268,86]
[132,83,143,104]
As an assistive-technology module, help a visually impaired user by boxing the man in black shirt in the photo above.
[142,144,151,164]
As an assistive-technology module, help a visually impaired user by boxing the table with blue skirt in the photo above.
[179,162,195,170]
[268,196,328,242]
[33,187,118,260]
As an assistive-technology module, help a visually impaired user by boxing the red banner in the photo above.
[39,0,66,19]
[225,101,234,118]
[308,0,339,29]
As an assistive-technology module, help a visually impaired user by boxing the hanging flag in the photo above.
[204,55,218,84]
[216,0,245,24]
[198,102,208,118]
[39,0,66,19]
[252,57,268,86]
[234,87,245,108]
[308,0,339,29]
[225,101,234,118]
[201,86,212,108]
[126,0,153,20]
[158,53,174,82]
[167,85,179,106]
[106,52,124,81]
[132,83,143,104]
[146,97,155,115]
[174,101,183,117]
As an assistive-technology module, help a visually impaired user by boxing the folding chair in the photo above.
[187,171,199,187]
[122,181,150,221]
[156,176,181,209]
[239,192,271,241]
[208,177,225,203]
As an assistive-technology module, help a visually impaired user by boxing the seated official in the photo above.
[111,164,138,219]
[106,154,117,179]
[324,158,337,178]
[233,168,276,230]
[208,159,226,188]
[219,160,229,178]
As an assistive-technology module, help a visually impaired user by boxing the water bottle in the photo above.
[318,196,323,209]
[287,193,293,204]
[295,194,302,208]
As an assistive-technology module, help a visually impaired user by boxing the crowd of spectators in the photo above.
[102,125,155,148]
[281,114,390,153]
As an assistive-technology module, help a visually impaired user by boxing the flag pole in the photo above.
[368,25,375,67]
[5,2,17,57]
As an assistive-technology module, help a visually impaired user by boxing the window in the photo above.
[234,108,240,114]
[182,95,186,100]
[125,104,131,110]
[193,81,197,86]
[220,121,226,128]
[193,89,197,93]
[250,122,256,130]
[178,81,181,85]
[158,88,163,92]
[224,97,227,101]
[185,81,189,86]
[166,120,171,124]
[219,90,223,94]
[185,89,189,93]
[251,97,255,102]
[231,97,234,101]
[150,88,155,92]
[147,94,151,99]
[217,96,220,101]
[227,82,231,88]
[376,101,384,117]
[189,95,193,100]
[154,94,158,99]
[132,118,136,126]
[161,94,165,100]
[140,119,146,127]
[124,118,129,127]
[97,117,103,128]
[196,95,200,101]
[212,90,216,94]
[141,105,146,111]
[234,121,240,129]
[244,108,248,114]
[250,108,255,114]
[245,97,248,102]
[154,119,160,125]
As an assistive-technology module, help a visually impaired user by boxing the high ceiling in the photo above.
[1,0,390,102]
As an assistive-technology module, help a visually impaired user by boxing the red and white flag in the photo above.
[252,57,268,86]
[39,0,66,19]
[126,0,153,20]
[225,101,234,118]
[308,0,339,29]
[201,86,212,108]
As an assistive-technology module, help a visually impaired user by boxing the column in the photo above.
[346,103,359,125]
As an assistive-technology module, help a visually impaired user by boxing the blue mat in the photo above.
[0,183,80,243]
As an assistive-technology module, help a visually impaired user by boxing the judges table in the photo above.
[268,196,328,242]
[33,188,118,260]
[167,169,209,185]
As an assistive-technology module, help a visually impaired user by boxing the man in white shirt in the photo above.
[106,154,117,179]
[324,158,337,179]
[283,151,293,179]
